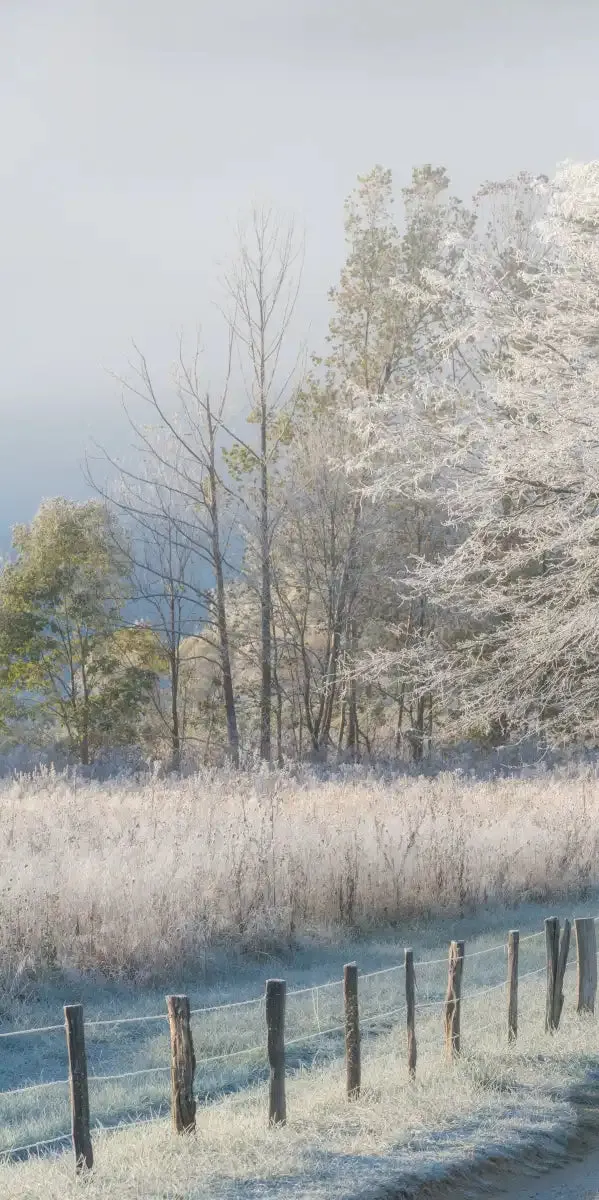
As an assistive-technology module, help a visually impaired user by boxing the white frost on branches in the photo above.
[350,161,599,746]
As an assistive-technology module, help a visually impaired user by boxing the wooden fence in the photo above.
[2,913,598,1175]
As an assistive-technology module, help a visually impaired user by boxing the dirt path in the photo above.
[486,1146,599,1199]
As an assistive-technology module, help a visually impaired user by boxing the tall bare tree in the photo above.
[86,447,206,771]
[220,207,304,762]
[87,332,243,766]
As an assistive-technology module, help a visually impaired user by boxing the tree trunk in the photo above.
[395,682,405,755]
[272,629,284,768]
[412,693,426,763]
[79,708,90,766]
[217,601,240,769]
[337,698,347,758]
[311,495,362,755]
[169,591,181,773]
[80,660,90,766]
[207,401,240,768]
[170,653,181,773]
[344,621,359,761]
[259,450,272,763]
[346,679,359,762]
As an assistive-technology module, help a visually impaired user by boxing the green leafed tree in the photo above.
[0,497,159,763]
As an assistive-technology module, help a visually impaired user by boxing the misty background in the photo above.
[1,0,598,553]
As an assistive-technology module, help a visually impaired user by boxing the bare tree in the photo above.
[86,331,243,766]
[87,449,205,771]
[220,206,305,763]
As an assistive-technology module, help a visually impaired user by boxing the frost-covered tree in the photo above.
[358,161,599,748]
[328,165,474,756]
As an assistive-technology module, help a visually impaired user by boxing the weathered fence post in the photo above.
[344,963,361,1099]
[444,940,464,1060]
[575,917,597,1014]
[507,930,519,1043]
[266,979,286,1125]
[545,917,559,1032]
[545,916,571,1033]
[166,995,196,1133]
[64,1004,93,1172]
[405,947,416,1079]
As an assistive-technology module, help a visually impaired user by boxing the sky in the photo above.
[1,0,599,550]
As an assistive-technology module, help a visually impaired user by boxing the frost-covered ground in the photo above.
[1,897,599,1197]
[1,757,599,1196]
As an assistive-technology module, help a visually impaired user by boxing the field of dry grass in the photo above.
[1,759,598,987]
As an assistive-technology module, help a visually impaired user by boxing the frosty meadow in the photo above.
[3,79,599,1198]
[0,760,598,1197]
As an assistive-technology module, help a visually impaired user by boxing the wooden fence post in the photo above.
[545,916,571,1032]
[575,917,597,1014]
[64,1004,93,1173]
[507,930,519,1043]
[266,979,286,1125]
[344,963,361,1099]
[444,940,464,1060]
[545,917,559,1033]
[166,995,196,1133]
[405,948,416,1079]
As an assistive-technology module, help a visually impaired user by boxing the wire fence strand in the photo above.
[87,1012,168,1029]
[0,1023,64,1041]
[190,995,266,1017]
[87,1066,171,1084]
[0,1133,71,1159]
[0,1078,69,1099]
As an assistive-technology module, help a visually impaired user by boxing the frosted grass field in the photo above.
[1,910,598,1198]
[1,759,598,983]
[1,761,599,1195]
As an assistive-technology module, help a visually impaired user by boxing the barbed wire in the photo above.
[0,1022,64,1041]
[0,1132,70,1159]
[87,1066,171,1084]
[518,965,548,981]
[190,995,266,1017]
[361,1003,407,1027]
[87,1012,168,1029]
[0,1078,69,1099]
[360,962,404,981]
[414,997,446,1013]
[195,1044,265,1066]
[460,979,508,999]
[0,1112,170,1161]
[285,978,343,998]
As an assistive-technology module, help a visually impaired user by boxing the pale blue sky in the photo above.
[1,0,598,548]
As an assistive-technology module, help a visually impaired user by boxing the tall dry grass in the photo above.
[1,761,598,984]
